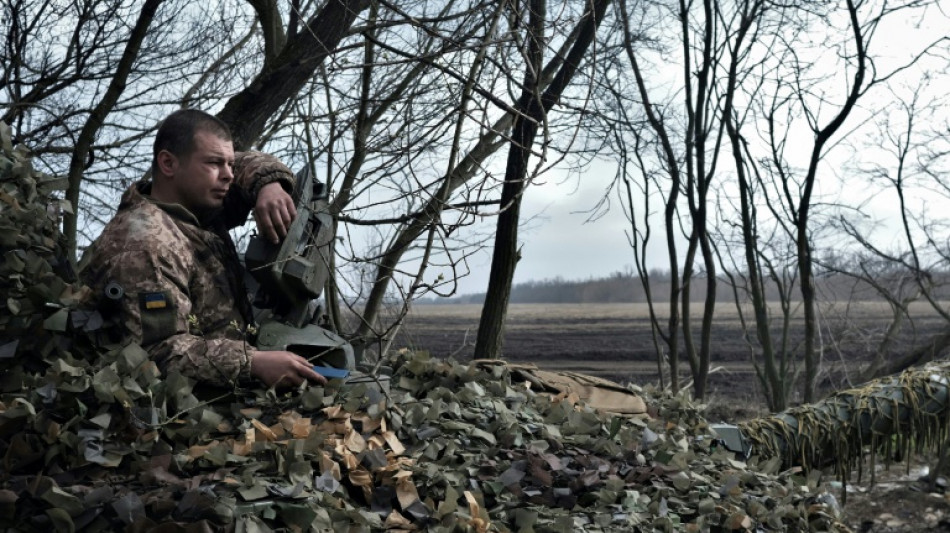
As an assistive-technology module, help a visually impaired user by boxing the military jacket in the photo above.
[81,152,294,386]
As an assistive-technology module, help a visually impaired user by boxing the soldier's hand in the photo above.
[254,182,297,244]
[250,350,327,388]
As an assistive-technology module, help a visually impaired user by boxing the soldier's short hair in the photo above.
[152,109,232,175]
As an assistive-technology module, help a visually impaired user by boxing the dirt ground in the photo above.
[395,302,950,532]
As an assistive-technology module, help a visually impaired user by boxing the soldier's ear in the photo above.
[155,149,179,178]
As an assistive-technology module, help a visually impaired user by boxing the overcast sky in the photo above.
[447,160,662,296]
[445,9,950,298]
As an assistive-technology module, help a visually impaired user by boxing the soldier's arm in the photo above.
[96,248,258,387]
[219,151,296,229]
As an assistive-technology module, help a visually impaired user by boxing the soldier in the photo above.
[81,109,326,388]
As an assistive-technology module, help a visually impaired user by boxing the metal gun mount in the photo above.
[244,166,354,370]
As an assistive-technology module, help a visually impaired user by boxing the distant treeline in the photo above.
[420,271,694,305]
[418,268,950,304]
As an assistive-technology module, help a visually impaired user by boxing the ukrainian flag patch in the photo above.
[138,291,176,345]
[142,292,169,310]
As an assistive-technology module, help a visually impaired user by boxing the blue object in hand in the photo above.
[313,365,350,379]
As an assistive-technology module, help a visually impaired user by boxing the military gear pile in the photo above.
[0,124,846,531]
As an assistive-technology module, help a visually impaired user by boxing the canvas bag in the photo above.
[474,360,648,416]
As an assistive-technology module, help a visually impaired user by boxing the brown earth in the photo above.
[394,302,950,532]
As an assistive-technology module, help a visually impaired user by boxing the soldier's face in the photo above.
[167,131,235,214]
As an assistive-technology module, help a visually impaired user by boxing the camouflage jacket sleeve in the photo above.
[93,245,258,387]
[218,151,296,229]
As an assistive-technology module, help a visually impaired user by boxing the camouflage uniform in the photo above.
[81,152,294,386]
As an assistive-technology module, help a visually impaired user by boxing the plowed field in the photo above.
[399,302,946,409]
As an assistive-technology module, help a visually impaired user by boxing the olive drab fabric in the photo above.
[80,151,294,386]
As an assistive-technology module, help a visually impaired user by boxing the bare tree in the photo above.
[590,0,946,407]
[717,0,948,406]
[2,0,537,358]
[719,0,801,410]
[826,80,950,381]
[475,0,612,359]
[474,0,548,358]
[748,0,950,402]
[337,2,614,354]
[602,0,767,397]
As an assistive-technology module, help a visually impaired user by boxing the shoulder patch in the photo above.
[141,291,170,310]
[137,291,177,346]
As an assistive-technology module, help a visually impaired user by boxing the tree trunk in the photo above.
[475,0,611,359]
[618,0,685,394]
[729,133,783,410]
[474,0,545,359]
[352,11,590,347]
[680,234,698,390]
[793,0,866,403]
[720,0,781,410]
[217,0,367,150]
[798,233,819,403]
[681,0,718,402]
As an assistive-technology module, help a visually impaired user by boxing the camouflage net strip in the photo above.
[740,361,950,487]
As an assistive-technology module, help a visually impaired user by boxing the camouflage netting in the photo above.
[0,124,846,532]
[740,360,950,490]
